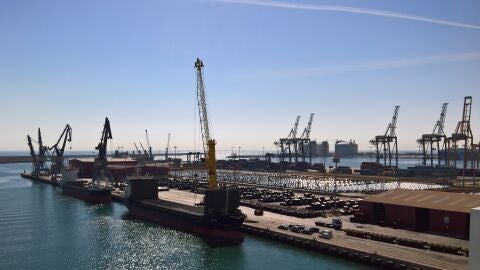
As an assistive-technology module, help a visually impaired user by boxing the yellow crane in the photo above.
[194,58,218,190]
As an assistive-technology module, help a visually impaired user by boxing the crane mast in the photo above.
[195,58,217,190]
[134,142,141,155]
[93,117,113,187]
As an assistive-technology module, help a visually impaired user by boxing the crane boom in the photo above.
[133,142,141,154]
[27,135,38,174]
[195,58,217,189]
[288,116,300,139]
[145,129,152,158]
[49,124,72,175]
[433,103,448,136]
[165,133,170,159]
[95,117,112,161]
[301,113,314,139]
[385,106,400,136]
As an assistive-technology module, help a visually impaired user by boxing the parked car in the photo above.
[319,229,333,239]
[278,224,289,230]
[332,217,342,230]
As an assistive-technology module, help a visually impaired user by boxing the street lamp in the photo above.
[332,156,340,211]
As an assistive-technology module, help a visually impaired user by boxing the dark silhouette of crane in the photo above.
[417,103,448,166]
[49,124,72,175]
[93,117,113,187]
[274,116,300,168]
[26,128,49,176]
[370,106,400,170]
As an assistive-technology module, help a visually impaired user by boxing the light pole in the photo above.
[238,146,241,157]
[333,156,340,211]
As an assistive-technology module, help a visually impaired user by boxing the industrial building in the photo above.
[357,189,480,239]
[334,139,358,157]
[308,140,329,156]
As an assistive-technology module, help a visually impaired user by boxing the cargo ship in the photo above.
[61,180,112,203]
[124,177,246,244]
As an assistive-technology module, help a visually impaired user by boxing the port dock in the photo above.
[19,168,472,270]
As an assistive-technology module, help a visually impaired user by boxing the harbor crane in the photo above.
[417,103,448,166]
[93,117,113,187]
[195,58,243,221]
[145,129,153,159]
[298,113,314,164]
[133,142,141,155]
[370,106,400,169]
[49,124,72,175]
[27,135,39,176]
[26,128,49,176]
[195,58,218,190]
[165,133,171,159]
[446,96,474,170]
[274,116,300,166]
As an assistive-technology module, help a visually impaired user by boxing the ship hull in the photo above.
[125,200,244,245]
[61,182,111,204]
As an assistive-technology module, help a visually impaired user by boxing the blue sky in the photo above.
[1,0,479,152]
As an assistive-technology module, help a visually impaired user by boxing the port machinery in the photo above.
[274,113,314,169]
[48,124,72,176]
[93,117,113,187]
[370,106,400,170]
[446,96,477,172]
[417,103,448,166]
[26,128,49,176]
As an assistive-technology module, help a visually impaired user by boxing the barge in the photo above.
[124,177,246,245]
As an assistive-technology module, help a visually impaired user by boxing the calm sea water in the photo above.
[0,163,373,270]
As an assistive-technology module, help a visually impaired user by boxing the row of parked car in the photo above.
[277,221,338,239]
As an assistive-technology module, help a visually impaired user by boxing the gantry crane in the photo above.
[298,113,314,164]
[274,116,300,166]
[93,117,113,187]
[417,103,448,166]
[446,96,474,169]
[49,124,72,175]
[370,106,400,169]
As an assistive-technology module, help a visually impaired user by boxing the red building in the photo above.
[357,189,480,239]
[69,158,168,180]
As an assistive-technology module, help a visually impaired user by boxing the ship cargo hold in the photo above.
[124,177,246,245]
[61,180,112,203]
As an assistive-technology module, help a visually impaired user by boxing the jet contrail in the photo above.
[248,52,480,79]
[212,0,480,30]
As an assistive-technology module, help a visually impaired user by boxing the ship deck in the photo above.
[140,190,204,217]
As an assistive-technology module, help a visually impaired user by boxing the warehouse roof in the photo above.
[364,189,480,214]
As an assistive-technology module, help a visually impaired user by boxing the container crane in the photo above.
[49,124,72,175]
[165,133,171,159]
[274,116,300,166]
[93,117,113,187]
[299,113,314,164]
[446,96,474,169]
[370,106,400,169]
[417,103,448,166]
